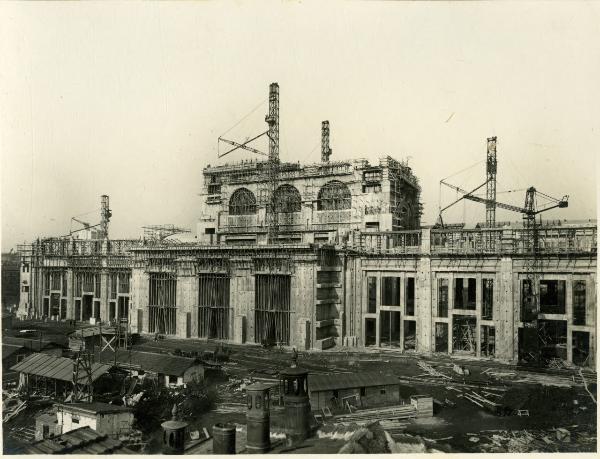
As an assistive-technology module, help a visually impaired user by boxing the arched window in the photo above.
[317,181,351,210]
[229,188,257,215]
[273,184,301,213]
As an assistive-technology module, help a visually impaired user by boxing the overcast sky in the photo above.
[1,2,598,251]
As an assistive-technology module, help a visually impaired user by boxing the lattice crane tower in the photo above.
[321,121,332,163]
[100,195,112,239]
[485,137,497,228]
[265,83,280,243]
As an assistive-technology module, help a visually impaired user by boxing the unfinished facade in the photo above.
[18,197,597,370]
[198,155,422,245]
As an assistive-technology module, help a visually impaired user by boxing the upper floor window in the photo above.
[317,180,351,210]
[229,188,257,215]
[273,184,301,213]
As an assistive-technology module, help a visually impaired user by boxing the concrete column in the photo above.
[416,228,432,354]
[176,275,194,338]
[190,276,199,338]
[130,269,149,334]
[495,257,515,362]
[476,273,482,358]
[589,273,597,370]
[100,271,109,322]
[66,269,74,320]
[566,274,573,363]
[234,315,246,343]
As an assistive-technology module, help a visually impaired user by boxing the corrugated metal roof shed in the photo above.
[10,353,112,382]
[21,426,134,454]
[56,402,131,415]
[308,373,399,392]
[97,349,201,376]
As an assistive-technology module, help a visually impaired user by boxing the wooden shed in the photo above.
[308,373,400,412]
[96,349,204,387]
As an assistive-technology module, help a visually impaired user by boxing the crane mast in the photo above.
[485,137,497,228]
[100,195,112,239]
[321,121,332,163]
[265,83,280,243]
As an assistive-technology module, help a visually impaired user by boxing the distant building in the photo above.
[2,251,20,310]
[55,402,134,438]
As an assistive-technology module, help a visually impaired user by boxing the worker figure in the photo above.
[291,347,298,368]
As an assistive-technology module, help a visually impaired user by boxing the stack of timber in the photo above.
[334,404,417,424]
[417,361,452,380]
[462,390,507,415]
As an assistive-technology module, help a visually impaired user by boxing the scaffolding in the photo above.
[198,273,231,340]
[72,351,94,402]
[317,180,352,210]
[148,272,177,335]
[143,224,191,241]
[254,274,291,346]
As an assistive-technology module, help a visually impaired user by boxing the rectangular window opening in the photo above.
[379,310,400,348]
[405,277,415,316]
[364,318,377,347]
[452,315,476,355]
[403,320,416,351]
[482,279,494,320]
[454,278,476,310]
[539,280,566,314]
[573,281,586,325]
[437,279,448,317]
[521,279,537,321]
[367,277,377,313]
[435,322,448,353]
[381,277,400,306]
[572,331,590,367]
[481,325,495,357]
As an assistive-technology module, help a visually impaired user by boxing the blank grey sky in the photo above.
[1,1,598,251]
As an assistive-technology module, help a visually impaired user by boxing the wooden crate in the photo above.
[410,395,433,418]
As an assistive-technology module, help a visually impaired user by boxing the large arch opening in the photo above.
[317,180,352,210]
[229,188,257,215]
[273,184,301,213]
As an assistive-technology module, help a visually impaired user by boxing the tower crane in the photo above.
[217,83,280,243]
[68,195,112,238]
[438,182,568,252]
[437,138,569,364]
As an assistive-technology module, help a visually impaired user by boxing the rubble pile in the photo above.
[337,422,391,454]
[463,426,596,453]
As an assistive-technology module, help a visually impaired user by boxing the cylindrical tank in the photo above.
[212,423,236,454]
[280,367,311,443]
[245,382,271,454]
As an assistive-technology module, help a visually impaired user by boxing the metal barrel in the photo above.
[212,423,236,454]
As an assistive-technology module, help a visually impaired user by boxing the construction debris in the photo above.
[417,361,452,379]
[579,369,596,404]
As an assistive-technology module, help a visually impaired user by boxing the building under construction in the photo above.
[17,83,597,369]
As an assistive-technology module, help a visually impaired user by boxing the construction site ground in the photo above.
[3,319,597,453]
